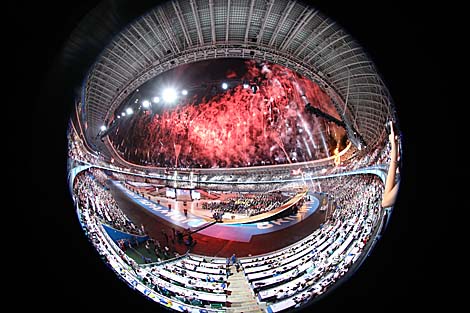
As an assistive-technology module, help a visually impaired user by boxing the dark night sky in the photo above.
[9,0,449,311]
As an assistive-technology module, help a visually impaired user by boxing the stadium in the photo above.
[25,0,418,312]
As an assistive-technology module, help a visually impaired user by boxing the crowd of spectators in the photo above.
[67,122,102,164]
[74,168,182,264]
[241,173,383,311]
[140,257,229,307]
[75,201,198,310]
[73,169,145,236]
[201,191,289,217]
[72,161,386,312]
[330,134,392,173]
[76,193,225,310]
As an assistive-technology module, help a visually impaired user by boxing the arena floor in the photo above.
[108,180,331,258]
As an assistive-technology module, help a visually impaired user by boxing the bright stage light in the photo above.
[162,88,177,103]
[121,112,126,117]
[100,125,107,131]
[126,107,134,115]
[221,82,228,90]
[142,100,151,108]
[181,89,188,95]
[152,96,160,103]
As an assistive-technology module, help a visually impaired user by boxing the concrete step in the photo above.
[226,269,262,312]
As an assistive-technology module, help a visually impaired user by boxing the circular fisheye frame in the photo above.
[67,1,402,312]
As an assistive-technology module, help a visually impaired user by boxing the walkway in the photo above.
[226,267,265,313]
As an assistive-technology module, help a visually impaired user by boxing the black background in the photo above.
[10,0,441,311]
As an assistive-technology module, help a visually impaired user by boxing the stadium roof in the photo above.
[82,0,396,158]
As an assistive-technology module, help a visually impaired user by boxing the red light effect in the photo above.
[111,61,346,167]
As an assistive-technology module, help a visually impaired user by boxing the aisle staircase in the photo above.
[226,267,266,313]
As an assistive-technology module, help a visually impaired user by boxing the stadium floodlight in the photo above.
[126,107,134,115]
[181,89,188,95]
[100,125,107,131]
[162,88,177,103]
[152,96,160,103]
[142,100,151,108]
[221,82,228,90]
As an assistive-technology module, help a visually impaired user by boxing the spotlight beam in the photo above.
[162,88,178,103]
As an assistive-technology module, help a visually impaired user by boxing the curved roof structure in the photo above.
[82,0,395,158]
